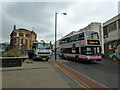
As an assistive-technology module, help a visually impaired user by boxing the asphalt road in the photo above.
[57,57,119,88]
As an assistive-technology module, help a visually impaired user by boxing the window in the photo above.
[81,47,86,55]
[64,37,70,43]
[16,32,19,36]
[86,46,101,55]
[37,43,51,49]
[103,26,108,38]
[59,33,84,44]
[61,48,71,53]
[81,46,101,55]
[21,39,23,44]
[113,22,117,30]
[79,33,84,40]
[19,33,23,36]
[108,22,117,32]
[23,39,26,44]
[26,34,30,37]
[23,33,26,37]
[16,38,19,45]
[26,39,28,46]
[118,19,120,29]
[61,48,65,53]
[91,33,99,39]
[71,34,79,42]
[59,39,65,44]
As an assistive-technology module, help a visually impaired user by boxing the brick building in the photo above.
[103,14,120,59]
[10,25,37,54]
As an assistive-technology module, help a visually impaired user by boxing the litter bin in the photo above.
[27,50,34,59]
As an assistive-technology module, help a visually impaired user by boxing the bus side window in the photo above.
[61,48,64,53]
[79,48,81,54]
[81,47,86,55]
[79,33,84,40]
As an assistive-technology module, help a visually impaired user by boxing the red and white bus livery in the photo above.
[59,31,102,62]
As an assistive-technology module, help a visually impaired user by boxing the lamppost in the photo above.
[55,12,67,60]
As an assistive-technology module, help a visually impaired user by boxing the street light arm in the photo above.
[62,13,67,15]
[56,12,67,15]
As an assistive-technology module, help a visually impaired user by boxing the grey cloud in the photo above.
[2,2,71,42]
[2,1,118,43]
[3,2,71,24]
[66,2,117,24]
[118,1,120,14]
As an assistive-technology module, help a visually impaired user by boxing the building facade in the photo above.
[10,25,37,54]
[79,22,102,33]
[103,14,120,59]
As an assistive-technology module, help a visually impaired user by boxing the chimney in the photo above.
[14,25,16,30]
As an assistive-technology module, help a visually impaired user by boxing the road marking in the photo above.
[54,63,93,88]
[53,61,108,89]
[64,64,108,88]
[54,63,90,88]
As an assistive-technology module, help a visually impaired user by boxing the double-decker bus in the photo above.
[59,31,102,62]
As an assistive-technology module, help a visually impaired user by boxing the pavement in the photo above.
[1,57,113,89]
[2,58,76,88]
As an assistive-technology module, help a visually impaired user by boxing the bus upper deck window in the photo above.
[91,33,99,39]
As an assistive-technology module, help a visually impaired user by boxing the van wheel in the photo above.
[62,54,64,58]
[46,58,49,61]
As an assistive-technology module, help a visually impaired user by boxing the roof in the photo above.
[10,28,37,36]
[18,28,31,32]
[103,14,120,26]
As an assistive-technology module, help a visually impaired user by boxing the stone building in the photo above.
[10,25,37,54]
[103,14,120,59]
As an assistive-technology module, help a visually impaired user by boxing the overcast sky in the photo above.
[1,0,119,43]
